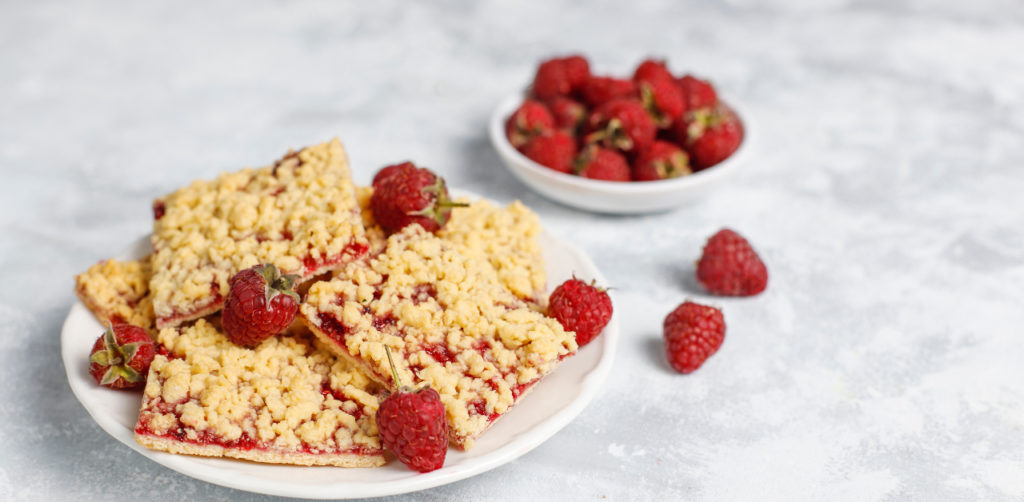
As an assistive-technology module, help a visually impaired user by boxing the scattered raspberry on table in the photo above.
[663,301,726,374]
[696,228,768,296]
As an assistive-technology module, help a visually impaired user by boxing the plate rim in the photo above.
[60,193,619,499]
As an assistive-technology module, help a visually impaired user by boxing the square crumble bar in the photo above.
[134,319,386,467]
[300,225,576,450]
[150,138,368,329]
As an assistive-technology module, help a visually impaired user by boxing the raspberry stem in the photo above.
[384,345,403,388]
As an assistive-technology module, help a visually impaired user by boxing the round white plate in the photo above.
[61,193,618,499]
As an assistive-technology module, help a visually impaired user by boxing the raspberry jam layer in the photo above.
[134,418,379,458]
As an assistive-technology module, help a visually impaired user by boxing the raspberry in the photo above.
[222,264,300,347]
[575,145,630,182]
[547,278,612,347]
[633,140,691,181]
[545,96,587,134]
[673,103,743,169]
[663,301,725,374]
[88,323,156,389]
[678,75,718,112]
[521,130,577,174]
[633,59,674,84]
[585,98,657,155]
[696,229,768,296]
[376,347,448,472]
[370,163,467,233]
[372,161,414,187]
[639,75,685,127]
[580,76,637,107]
[531,55,590,100]
[505,100,555,148]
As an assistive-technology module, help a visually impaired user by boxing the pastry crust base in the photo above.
[135,432,386,468]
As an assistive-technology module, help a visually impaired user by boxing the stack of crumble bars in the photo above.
[73,138,576,467]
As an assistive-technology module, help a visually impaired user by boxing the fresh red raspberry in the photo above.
[562,54,592,92]
[663,301,725,374]
[696,229,768,296]
[575,145,630,182]
[580,76,637,107]
[376,347,448,473]
[89,323,156,389]
[678,75,718,112]
[633,140,691,181]
[639,75,685,127]
[222,264,300,347]
[370,163,466,233]
[545,96,587,134]
[547,278,613,347]
[633,59,674,84]
[673,103,743,169]
[531,55,590,100]
[585,98,657,155]
[505,100,555,148]
[372,161,414,187]
[521,130,577,174]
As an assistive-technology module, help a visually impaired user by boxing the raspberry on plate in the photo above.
[222,263,301,348]
[376,347,448,473]
[372,161,415,187]
[673,103,744,169]
[370,162,467,234]
[633,140,691,181]
[585,98,657,155]
[547,277,613,347]
[663,301,725,374]
[521,130,577,174]
[678,74,718,112]
[696,228,768,296]
[89,323,156,389]
[505,99,555,148]
[575,145,631,182]
[580,76,637,107]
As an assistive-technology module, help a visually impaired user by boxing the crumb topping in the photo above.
[74,257,155,330]
[137,319,381,454]
[150,138,368,328]
[301,226,575,448]
[439,199,546,302]
[357,188,546,303]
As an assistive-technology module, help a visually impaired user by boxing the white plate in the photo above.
[489,92,753,214]
[61,193,618,499]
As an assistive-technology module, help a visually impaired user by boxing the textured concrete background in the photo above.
[2,0,1023,500]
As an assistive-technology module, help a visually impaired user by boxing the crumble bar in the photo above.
[134,319,385,467]
[74,257,155,331]
[300,225,576,449]
[150,138,368,328]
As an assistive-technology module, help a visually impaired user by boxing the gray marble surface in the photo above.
[2,0,1023,500]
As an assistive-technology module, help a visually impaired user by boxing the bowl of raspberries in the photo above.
[489,54,749,214]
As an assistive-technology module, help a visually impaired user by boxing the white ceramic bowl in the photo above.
[489,92,752,214]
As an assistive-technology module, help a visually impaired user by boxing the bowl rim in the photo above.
[488,92,752,195]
